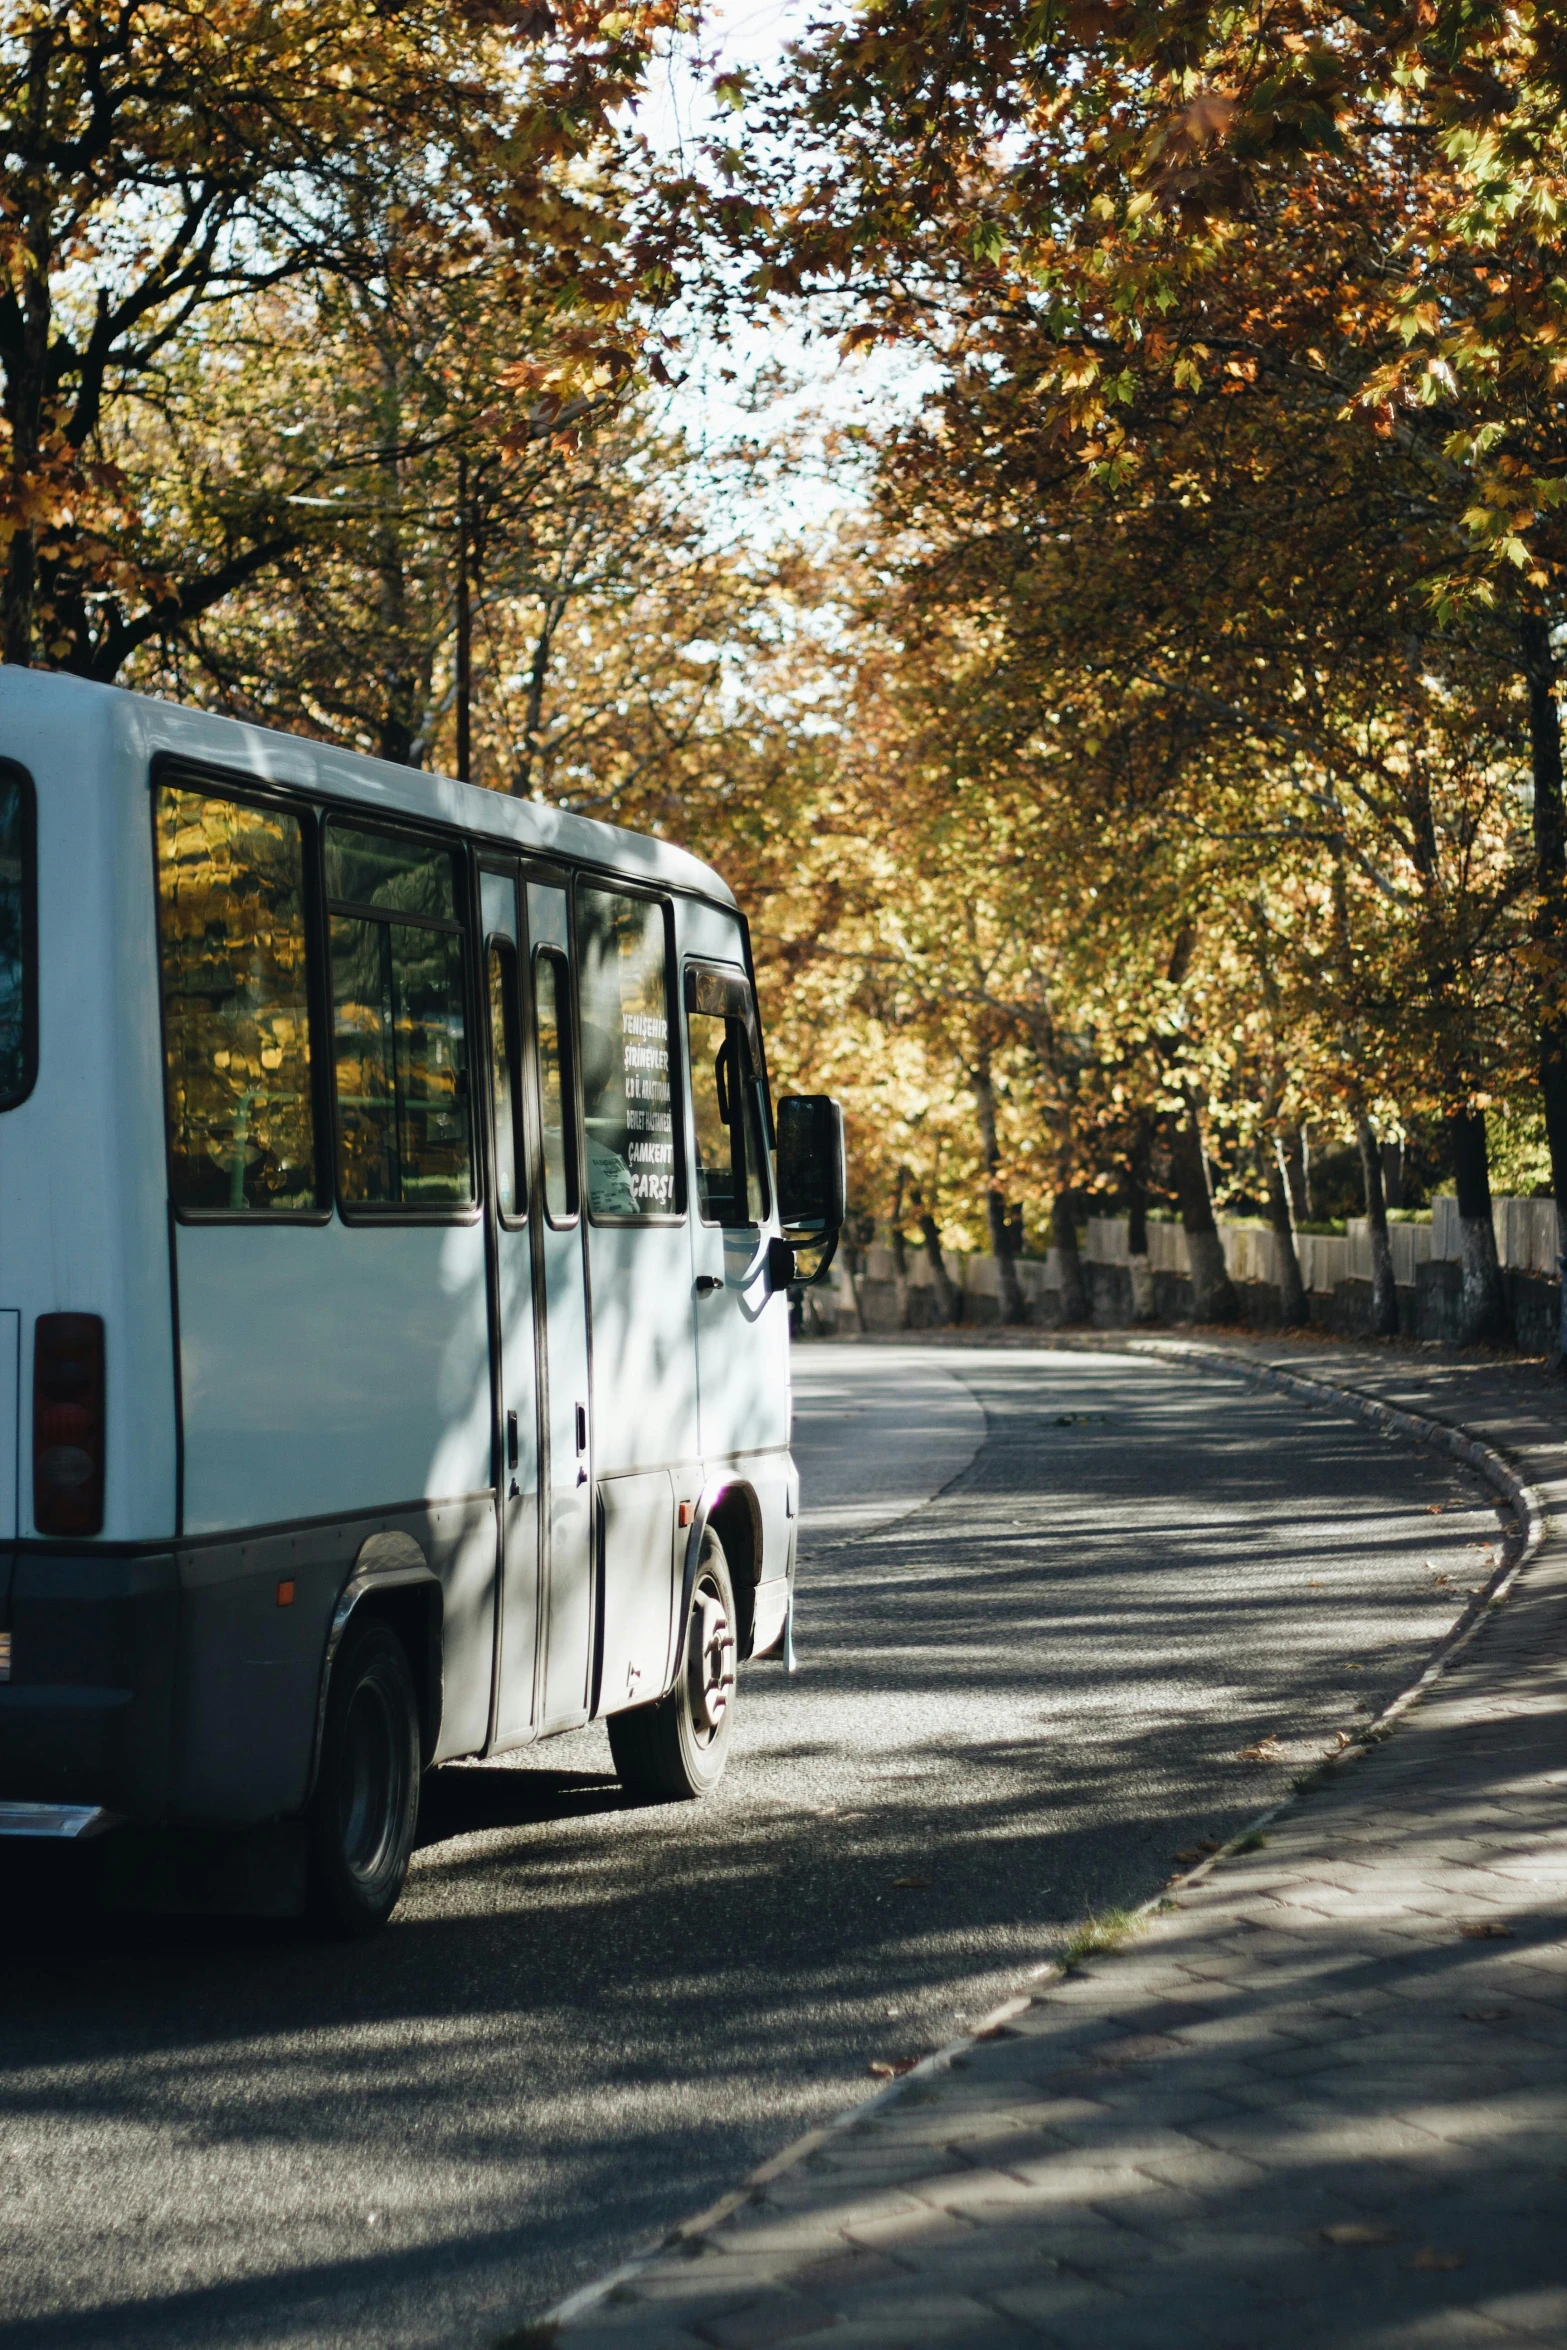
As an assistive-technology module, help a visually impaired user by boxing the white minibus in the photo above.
[0,670,844,1930]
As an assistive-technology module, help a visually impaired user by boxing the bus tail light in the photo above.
[33,1314,105,1537]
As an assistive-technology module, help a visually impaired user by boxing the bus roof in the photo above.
[1,668,739,912]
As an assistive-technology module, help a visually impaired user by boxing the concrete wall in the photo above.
[824,1200,1561,1349]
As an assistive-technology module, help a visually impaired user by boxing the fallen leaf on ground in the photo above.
[1172,1838,1221,1864]
[1330,1730,1355,1752]
[1322,2222,1396,2247]
[1411,2247,1467,2272]
[1460,1921,1514,1940]
[1236,1736,1283,1763]
[867,2056,919,2079]
[1426,1504,1444,1514]
[1460,2008,1513,2022]
[1430,1572,1451,1587]
[890,1875,930,1889]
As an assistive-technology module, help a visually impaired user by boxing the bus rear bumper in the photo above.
[0,1550,178,1820]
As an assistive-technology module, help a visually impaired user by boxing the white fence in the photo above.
[849,1195,1559,1307]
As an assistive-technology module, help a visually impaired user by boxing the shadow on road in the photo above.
[417,1766,633,1845]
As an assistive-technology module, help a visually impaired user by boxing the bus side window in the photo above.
[324,822,473,1210]
[154,785,318,1213]
[533,949,577,1223]
[574,887,679,1220]
[686,974,769,1229]
[486,938,524,1221]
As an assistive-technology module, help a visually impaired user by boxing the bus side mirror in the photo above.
[776,1095,846,1237]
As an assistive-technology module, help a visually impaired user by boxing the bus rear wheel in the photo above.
[609,1529,737,1801]
[308,1616,421,1935]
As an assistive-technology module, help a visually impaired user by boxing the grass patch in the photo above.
[1059,1907,1137,1967]
[1234,1831,1270,1853]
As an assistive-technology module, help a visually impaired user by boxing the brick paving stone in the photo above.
[780,2313,1041,2350]
[548,1339,1567,2350]
[627,2268,794,2310]
[985,2274,1139,2327]
[1474,2285,1567,2338]
[832,2208,977,2257]
[789,2145,960,2188]
[564,2321,702,2350]
[992,2288,1217,2350]
[689,2296,840,2349]
[1129,2145,1271,2194]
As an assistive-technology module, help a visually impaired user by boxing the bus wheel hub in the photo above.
[692,1590,735,1733]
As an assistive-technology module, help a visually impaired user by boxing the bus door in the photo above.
[480,866,542,1747]
[684,965,787,1460]
[524,877,595,1728]
[575,885,694,1715]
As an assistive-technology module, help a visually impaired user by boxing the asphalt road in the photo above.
[0,1345,1505,2350]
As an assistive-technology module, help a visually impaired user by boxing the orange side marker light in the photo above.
[276,1579,296,1608]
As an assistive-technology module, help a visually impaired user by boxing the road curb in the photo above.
[526,1338,1551,2343]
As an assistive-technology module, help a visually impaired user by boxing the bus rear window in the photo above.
[0,763,35,1108]
[155,786,318,1212]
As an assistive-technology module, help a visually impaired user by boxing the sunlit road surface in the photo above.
[0,1346,1504,2350]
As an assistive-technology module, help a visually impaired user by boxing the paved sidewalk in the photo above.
[538,1337,1567,2350]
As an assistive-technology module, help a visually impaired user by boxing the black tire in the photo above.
[308,1616,421,1936]
[608,1528,737,1800]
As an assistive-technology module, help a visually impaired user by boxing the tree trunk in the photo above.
[374,343,419,765]
[889,1170,913,1329]
[1521,610,1567,1365]
[514,594,566,794]
[889,1221,912,1329]
[1126,1122,1156,1322]
[1450,1108,1511,1345]
[1294,1124,1313,1222]
[1052,1187,1090,1325]
[454,451,472,782]
[1267,1133,1310,1327]
[842,1244,868,1334]
[2,295,45,665]
[917,1210,961,1325]
[1381,1139,1404,1210]
[1172,1094,1239,1322]
[1356,1113,1400,1337]
[972,1056,1027,1324]
[984,1186,1027,1322]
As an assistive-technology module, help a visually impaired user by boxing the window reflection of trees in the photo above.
[326,824,472,1207]
[154,789,316,1212]
[534,950,575,1221]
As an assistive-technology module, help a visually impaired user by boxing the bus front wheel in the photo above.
[609,1529,737,1800]
[308,1616,421,1935]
